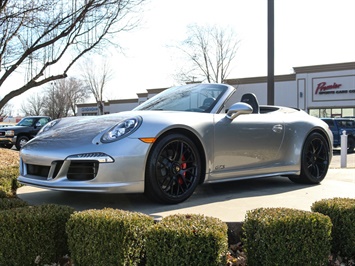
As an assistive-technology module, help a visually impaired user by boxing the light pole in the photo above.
[267,0,275,105]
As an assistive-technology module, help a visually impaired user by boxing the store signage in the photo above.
[315,82,342,94]
[312,76,355,102]
[82,107,98,112]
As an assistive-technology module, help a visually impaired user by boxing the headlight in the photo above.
[37,119,61,135]
[101,117,142,143]
[5,130,14,137]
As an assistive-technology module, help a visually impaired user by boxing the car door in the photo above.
[209,113,285,180]
[31,117,50,136]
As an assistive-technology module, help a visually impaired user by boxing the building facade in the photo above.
[76,62,355,118]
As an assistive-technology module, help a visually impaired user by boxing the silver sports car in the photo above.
[18,83,333,204]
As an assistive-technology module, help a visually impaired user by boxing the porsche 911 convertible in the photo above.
[18,83,333,204]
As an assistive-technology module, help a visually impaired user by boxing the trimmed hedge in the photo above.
[243,207,332,266]
[66,208,154,265]
[0,197,28,210]
[312,197,355,258]
[146,214,228,266]
[0,204,75,265]
[0,166,19,197]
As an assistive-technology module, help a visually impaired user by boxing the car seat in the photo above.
[241,93,259,114]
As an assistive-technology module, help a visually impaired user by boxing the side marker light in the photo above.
[139,138,156,143]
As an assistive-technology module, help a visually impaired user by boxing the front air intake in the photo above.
[67,161,99,181]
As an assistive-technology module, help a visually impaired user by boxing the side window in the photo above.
[324,120,335,129]
[37,118,49,126]
[344,120,354,127]
[335,120,355,128]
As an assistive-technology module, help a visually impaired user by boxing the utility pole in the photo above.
[267,0,275,105]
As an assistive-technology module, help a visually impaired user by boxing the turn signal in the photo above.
[139,138,156,143]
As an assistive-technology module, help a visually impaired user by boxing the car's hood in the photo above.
[35,112,136,142]
[20,110,214,164]
[0,125,24,131]
[28,110,214,146]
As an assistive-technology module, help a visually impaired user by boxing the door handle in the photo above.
[272,124,283,133]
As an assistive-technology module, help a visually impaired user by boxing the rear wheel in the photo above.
[288,132,330,184]
[145,133,201,204]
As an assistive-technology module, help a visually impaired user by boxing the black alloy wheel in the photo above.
[289,132,330,184]
[145,133,201,204]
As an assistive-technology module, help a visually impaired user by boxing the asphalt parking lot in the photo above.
[17,151,355,222]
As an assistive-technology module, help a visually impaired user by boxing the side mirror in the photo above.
[226,102,253,120]
[35,122,42,127]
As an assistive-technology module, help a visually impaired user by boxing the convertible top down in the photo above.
[18,83,333,204]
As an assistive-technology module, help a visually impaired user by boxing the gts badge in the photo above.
[215,165,225,170]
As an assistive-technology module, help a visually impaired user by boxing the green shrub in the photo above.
[0,166,20,197]
[0,204,74,265]
[0,190,7,198]
[243,207,332,266]
[0,197,28,210]
[66,208,154,265]
[312,197,355,258]
[146,214,228,266]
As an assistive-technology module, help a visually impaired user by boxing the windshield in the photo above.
[134,83,228,113]
[16,118,35,126]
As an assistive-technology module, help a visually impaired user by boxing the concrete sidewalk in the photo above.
[17,152,355,223]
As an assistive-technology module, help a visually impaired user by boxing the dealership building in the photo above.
[77,61,355,118]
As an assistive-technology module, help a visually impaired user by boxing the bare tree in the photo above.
[81,59,113,115]
[0,101,13,118]
[20,77,88,117]
[176,24,240,83]
[20,93,46,116]
[0,0,146,110]
[65,77,89,116]
[43,82,71,118]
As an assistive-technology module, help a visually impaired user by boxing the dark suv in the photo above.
[321,117,355,153]
[0,116,51,150]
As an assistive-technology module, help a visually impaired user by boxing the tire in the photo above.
[2,144,13,149]
[15,136,29,150]
[348,138,355,154]
[145,133,202,204]
[288,132,330,184]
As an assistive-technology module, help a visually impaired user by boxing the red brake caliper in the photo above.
[178,155,187,185]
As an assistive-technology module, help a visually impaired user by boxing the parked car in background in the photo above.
[321,117,355,153]
[18,83,333,204]
[0,123,15,128]
[0,116,51,150]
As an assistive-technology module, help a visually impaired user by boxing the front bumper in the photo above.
[18,155,144,193]
[18,138,150,194]
[0,137,15,145]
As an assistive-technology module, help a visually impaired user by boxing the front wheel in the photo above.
[15,136,29,150]
[145,133,202,204]
[288,132,330,184]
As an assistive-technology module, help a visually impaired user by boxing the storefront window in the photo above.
[342,108,355,118]
[82,113,98,116]
[309,109,320,117]
[332,108,341,117]
[310,108,355,118]
[320,109,331,118]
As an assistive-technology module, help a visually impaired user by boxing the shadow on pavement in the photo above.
[18,175,313,219]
